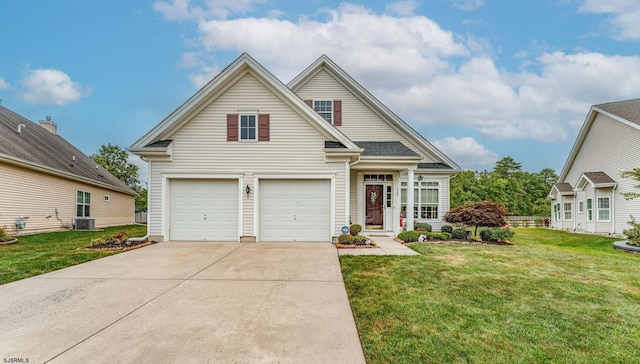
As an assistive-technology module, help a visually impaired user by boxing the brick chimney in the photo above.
[39,116,57,135]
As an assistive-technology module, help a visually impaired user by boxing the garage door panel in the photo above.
[170,179,238,241]
[260,179,330,242]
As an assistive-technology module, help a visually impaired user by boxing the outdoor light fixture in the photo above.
[246,184,251,197]
[417,175,424,181]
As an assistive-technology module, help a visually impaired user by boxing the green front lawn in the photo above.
[341,228,640,363]
[0,224,147,285]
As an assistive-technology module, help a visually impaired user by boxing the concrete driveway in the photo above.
[0,242,366,363]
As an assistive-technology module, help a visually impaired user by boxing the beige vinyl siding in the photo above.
[563,114,640,233]
[147,72,345,241]
[0,162,134,235]
[295,69,440,163]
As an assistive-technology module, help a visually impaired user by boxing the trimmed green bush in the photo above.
[451,228,469,240]
[398,230,420,242]
[441,225,453,234]
[415,223,432,232]
[479,227,515,243]
[431,232,452,240]
[350,224,363,236]
[353,235,368,245]
[624,217,640,246]
[338,234,355,244]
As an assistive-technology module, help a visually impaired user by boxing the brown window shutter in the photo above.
[304,99,313,108]
[258,114,270,141]
[227,114,238,141]
[333,100,342,126]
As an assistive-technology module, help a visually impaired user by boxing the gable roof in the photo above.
[575,172,617,191]
[0,106,135,195]
[549,182,575,198]
[129,53,360,153]
[288,54,460,171]
[558,98,640,182]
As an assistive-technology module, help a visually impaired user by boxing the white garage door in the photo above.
[170,179,238,241]
[260,179,331,242]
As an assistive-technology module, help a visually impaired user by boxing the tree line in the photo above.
[450,157,557,217]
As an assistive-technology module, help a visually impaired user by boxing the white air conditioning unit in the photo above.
[74,218,95,230]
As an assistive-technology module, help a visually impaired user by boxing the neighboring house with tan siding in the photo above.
[549,99,640,234]
[0,106,136,235]
[130,53,460,242]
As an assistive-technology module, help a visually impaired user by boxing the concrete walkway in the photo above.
[338,236,420,256]
[0,242,366,364]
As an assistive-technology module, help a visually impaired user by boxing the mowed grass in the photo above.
[340,228,640,363]
[0,224,147,285]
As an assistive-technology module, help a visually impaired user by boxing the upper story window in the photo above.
[240,115,256,141]
[77,190,91,217]
[313,100,333,124]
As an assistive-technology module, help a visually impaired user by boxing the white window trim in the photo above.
[400,179,440,221]
[313,100,333,124]
[586,198,593,222]
[578,200,583,214]
[239,114,257,141]
[76,190,91,218]
[563,201,573,221]
[597,196,611,222]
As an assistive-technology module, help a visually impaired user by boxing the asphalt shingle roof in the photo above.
[418,162,452,170]
[583,171,616,184]
[0,106,134,194]
[355,141,420,157]
[554,183,574,193]
[595,98,640,126]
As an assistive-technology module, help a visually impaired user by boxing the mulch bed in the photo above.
[335,242,380,249]
[81,240,155,251]
[395,237,513,246]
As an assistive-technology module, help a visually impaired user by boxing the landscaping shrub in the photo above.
[338,233,355,244]
[624,216,640,246]
[441,225,453,234]
[415,223,432,232]
[479,227,515,243]
[0,226,13,242]
[353,235,368,245]
[350,224,363,236]
[431,232,452,240]
[451,228,469,240]
[398,230,420,243]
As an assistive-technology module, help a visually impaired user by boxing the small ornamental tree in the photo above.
[444,200,508,236]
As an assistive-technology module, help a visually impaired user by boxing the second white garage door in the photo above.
[260,179,331,242]
[170,179,239,241]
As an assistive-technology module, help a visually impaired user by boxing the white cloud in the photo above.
[157,2,640,145]
[0,77,9,90]
[154,0,266,20]
[20,68,91,105]
[579,0,640,40]
[449,0,485,11]
[385,0,419,16]
[433,137,499,169]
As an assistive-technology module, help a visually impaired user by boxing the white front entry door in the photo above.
[260,179,331,242]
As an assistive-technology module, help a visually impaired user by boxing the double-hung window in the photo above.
[563,202,572,221]
[586,198,593,221]
[597,197,610,221]
[240,115,256,141]
[400,180,439,219]
[553,203,561,221]
[77,190,91,217]
[313,100,332,124]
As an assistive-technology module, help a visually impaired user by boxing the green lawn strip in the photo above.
[0,225,147,285]
[341,229,640,363]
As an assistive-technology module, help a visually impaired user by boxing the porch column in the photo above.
[407,169,415,231]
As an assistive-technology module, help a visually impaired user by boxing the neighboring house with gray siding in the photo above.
[129,53,460,242]
[0,106,136,235]
[549,99,640,234]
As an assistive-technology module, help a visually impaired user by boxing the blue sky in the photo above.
[1,0,640,180]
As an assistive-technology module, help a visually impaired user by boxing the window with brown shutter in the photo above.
[258,114,270,141]
[333,100,342,126]
[227,114,238,141]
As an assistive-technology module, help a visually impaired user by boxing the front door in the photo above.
[365,184,384,230]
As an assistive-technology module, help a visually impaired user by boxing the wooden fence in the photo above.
[506,216,550,228]
[135,211,147,224]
